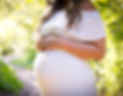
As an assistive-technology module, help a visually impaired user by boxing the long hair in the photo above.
[42,0,85,27]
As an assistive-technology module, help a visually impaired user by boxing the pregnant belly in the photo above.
[34,50,96,91]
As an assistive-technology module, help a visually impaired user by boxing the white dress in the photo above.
[34,10,106,96]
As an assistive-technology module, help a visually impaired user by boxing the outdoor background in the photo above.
[0,0,123,96]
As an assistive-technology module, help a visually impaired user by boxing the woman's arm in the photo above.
[36,35,106,61]
[57,37,106,61]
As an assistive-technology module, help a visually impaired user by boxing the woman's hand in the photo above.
[36,35,59,51]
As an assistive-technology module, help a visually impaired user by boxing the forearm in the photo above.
[57,38,104,60]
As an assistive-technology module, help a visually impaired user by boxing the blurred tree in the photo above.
[93,0,123,96]
[0,0,44,93]
[0,0,44,68]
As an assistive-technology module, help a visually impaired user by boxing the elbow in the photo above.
[96,54,104,61]
[95,51,105,61]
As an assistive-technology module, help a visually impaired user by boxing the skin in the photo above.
[37,0,106,61]
[37,35,105,61]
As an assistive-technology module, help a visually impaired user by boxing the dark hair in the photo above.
[42,0,84,27]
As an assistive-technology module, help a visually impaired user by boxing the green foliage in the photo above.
[93,0,123,96]
[11,45,37,69]
[0,60,23,94]
[0,0,43,56]
[0,0,43,68]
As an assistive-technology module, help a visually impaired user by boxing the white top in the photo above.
[34,10,106,92]
[41,10,106,41]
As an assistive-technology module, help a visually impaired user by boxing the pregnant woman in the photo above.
[34,0,106,96]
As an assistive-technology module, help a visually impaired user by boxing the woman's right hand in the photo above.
[36,36,44,51]
[36,35,60,51]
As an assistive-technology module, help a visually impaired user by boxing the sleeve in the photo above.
[79,14,106,41]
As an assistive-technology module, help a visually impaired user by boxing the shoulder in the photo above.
[81,10,101,19]
[78,11,106,41]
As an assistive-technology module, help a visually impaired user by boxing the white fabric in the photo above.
[69,11,106,41]
[41,11,68,36]
[34,10,106,94]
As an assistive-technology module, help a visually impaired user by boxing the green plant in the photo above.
[0,60,23,94]
[11,45,37,69]
[93,0,123,96]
